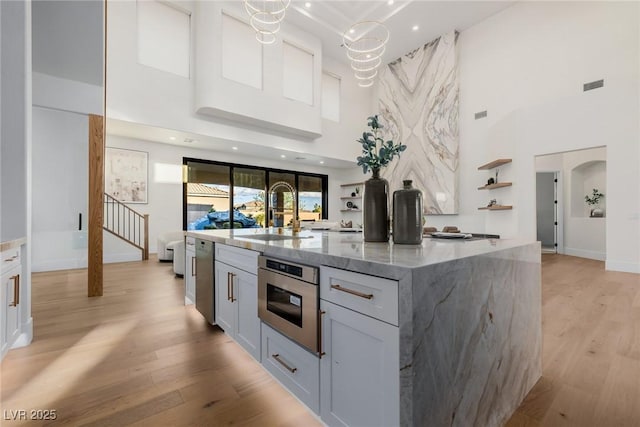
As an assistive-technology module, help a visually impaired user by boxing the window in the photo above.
[183,158,328,230]
[321,72,340,122]
[282,41,314,105]
[222,13,263,89]
[137,0,190,77]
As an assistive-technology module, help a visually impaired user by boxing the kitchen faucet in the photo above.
[267,181,299,232]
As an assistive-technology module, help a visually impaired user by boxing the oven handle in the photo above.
[318,309,326,358]
[330,284,374,300]
[272,353,297,373]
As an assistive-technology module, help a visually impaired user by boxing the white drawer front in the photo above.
[320,266,398,326]
[215,243,259,275]
[261,323,320,414]
[1,248,21,274]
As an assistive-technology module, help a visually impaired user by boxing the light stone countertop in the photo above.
[0,237,27,252]
[186,228,535,274]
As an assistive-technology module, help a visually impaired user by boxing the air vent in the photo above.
[583,79,604,92]
[183,138,195,143]
[474,110,487,120]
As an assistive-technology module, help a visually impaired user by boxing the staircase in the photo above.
[103,193,149,260]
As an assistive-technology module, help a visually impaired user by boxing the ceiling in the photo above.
[285,0,516,63]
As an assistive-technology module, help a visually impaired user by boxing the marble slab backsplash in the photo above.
[378,31,459,214]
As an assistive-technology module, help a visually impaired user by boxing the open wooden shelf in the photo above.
[478,205,513,211]
[478,159,512,170]
[340,209,362,213]
[340,182,364,188]
[477,182,512,190]
[340,196,362,200]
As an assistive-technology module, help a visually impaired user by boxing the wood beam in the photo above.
[88,114,104,297]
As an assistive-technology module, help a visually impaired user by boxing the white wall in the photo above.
[106,0,371,164]
[439,1,639,272]
[104,135,352,263]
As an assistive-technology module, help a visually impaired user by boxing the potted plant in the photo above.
[585,188,605,217]
[356,115,406,242]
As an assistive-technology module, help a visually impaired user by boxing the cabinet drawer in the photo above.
[1,248,20,274]
[320,266,398,326]
[261,323,320,414]
[215,243,259,275]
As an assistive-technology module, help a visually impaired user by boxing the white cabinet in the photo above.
[214,244,261,361]
[261,323,320,414]
[319,265,399,427]
[320,299,399,427]
[185,237,196,305]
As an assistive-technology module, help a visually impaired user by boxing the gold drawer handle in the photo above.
[272,353,297,373]
[9,274,19,306]
[331,284,373,300]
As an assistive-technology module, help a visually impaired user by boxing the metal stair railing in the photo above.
[103,192,149,260]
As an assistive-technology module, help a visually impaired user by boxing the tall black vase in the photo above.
[363,168,389,242]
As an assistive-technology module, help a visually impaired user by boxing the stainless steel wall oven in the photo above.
[258,256,319,354]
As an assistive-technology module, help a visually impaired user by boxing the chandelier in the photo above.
[343,21,389,88]
[244,0,291,45]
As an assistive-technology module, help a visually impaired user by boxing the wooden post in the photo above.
[143,214,149,260]
[88,114,104,297]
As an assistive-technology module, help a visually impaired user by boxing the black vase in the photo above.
[363,168,389,242]
[392,180,423,244]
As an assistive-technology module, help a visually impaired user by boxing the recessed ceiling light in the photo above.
[387,0,394,5]
[305,2,311,8]
[349,28,355,34]
[232,146,238,150]
[169,136,176,141]
[412,25,419,31]
[319,160,325,164]
[280,154,286,158]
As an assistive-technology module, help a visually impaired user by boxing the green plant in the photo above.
[585,188,604,206]
[356,115,406,174]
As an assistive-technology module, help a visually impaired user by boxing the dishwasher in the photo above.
[195,239,215,324]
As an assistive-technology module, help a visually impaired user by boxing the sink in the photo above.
[237,233,313,242]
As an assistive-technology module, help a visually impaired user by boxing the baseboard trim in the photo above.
[564,247,606,261]
[13,317,33,348]
[605,260,640,274]
[33,253,143,272]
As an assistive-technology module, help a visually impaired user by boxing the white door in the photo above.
[215,261,235,334]
[320,300,399,427]
[235,268,260,360]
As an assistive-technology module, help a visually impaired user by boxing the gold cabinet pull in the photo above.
[230,272,236,302]
[10,274,19,306]
[272,353,297,373]
[191,257,196,276]
[318,310,326,358]
[330,284,373,300]
[227,272,236,302]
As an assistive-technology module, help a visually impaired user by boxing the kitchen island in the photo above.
[186,228,541,427]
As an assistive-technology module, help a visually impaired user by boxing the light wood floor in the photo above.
[1,254,639,426]
[1,257,321,426]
